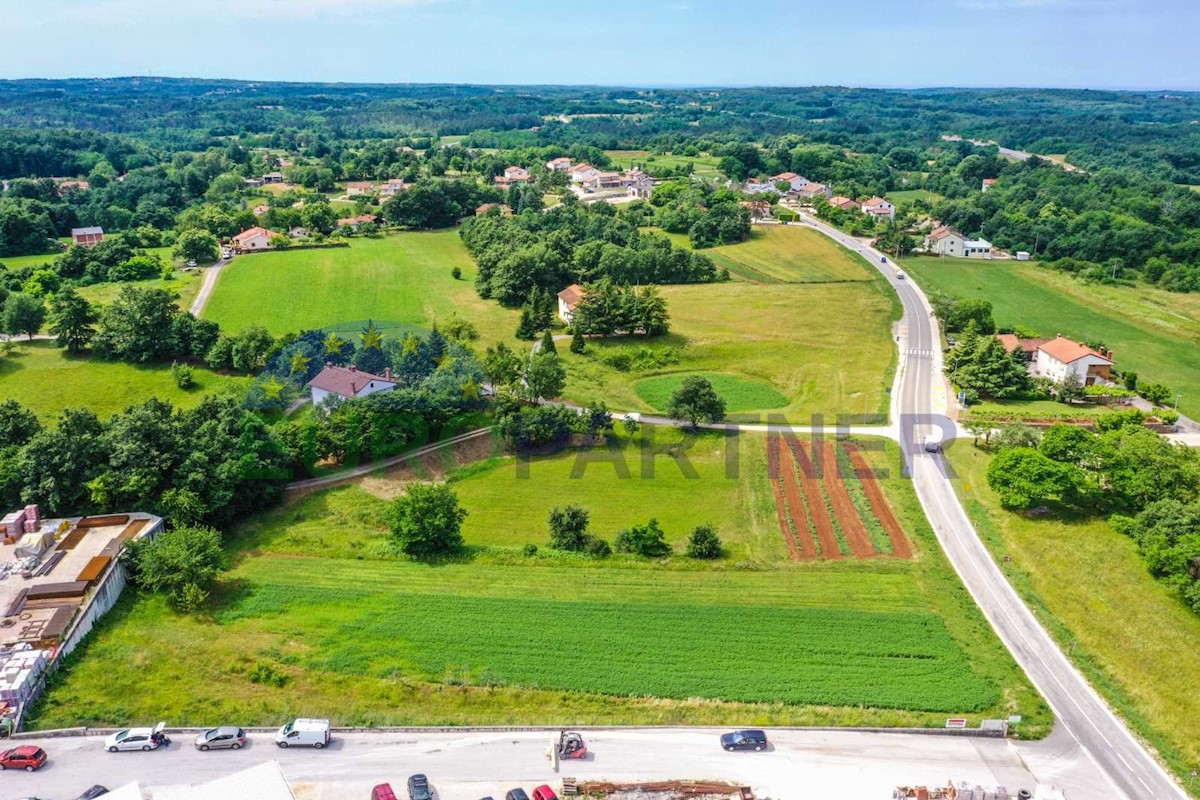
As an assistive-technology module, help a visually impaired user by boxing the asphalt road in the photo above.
[7,728,1093,800]
[798,214,1185,800]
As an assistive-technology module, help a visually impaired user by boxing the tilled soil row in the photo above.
[766,436,802,561]
[777,438,817,558]
[786,438,842,559]
[820,440,876,557]
[842,442,914,559]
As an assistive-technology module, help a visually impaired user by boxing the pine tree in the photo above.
[516,305,538,340]
[540,329,557,355]
[570,328,586,354]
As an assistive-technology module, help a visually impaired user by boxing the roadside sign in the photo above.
[945,718,968,729]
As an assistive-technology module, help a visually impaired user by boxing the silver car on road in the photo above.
[194,726,247,751]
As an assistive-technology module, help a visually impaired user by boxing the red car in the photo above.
[531,786,558,800]
[0,745,47,771]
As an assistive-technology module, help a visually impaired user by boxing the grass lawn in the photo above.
[903,256,1200,418]
[1,246,175,272]
[886,189,943,206]
[684,226,876,284]
[202,232,520,346]
[635,372,787,414]
[0,340,248,422]
[29,437,1048,732]
[605,150,722,178]
[966,398,1123,421]
[76,269,204,312]
[450,428,779,560]
[560,279,898,421]
[946,443,1200,791]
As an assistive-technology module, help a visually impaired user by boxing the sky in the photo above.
[1,0,1198,90]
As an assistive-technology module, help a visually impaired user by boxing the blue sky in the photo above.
[3,0,1197,89]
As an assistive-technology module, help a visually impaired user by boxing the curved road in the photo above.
[797,214,1185,800]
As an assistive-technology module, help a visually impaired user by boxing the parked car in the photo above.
[275,718,330,748]
[0,745,47,771]
[74,788,109,800]
[371,784,398,800]
[195,726,247,751]
[105,722,166,752]
[719,729,768,751]
[407,774,432,800]
[532,787,558,800]
[505,791,530,800]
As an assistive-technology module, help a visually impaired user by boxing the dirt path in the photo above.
[765,437,802,561]
[188,257,230,317]
[843,442,913,559]
[785,439,841,559]
[819,441,876,557]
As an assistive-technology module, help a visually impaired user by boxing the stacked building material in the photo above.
[0,647,49,705]
[1,509,26,542]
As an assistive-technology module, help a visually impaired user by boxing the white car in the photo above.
[105,721,166,752]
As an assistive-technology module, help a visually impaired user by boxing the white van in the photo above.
[275,718,331,748]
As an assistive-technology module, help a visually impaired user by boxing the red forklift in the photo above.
[556,730,587,760]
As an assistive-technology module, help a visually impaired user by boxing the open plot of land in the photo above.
[1,245,175,272]
[561,279,898,420]
[946,442,1200,787]
[604,150,722,178]
[695,226,877,284]
[202,232,519,345]
[634,372,787,413]
[904,256,1200,418]
[0,340,248,422]
[885,189,944,207]
[30,437,1048,732]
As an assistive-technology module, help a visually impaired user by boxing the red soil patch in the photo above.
[776,439,817,558]
[785,439,842,559]
[843,442,914,559]
[766,437,802,561]
[819,441,876,557]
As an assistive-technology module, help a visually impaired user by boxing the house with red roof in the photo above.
[231,227,276,251]
[796,182,832,199]
[828,195,859,211]
[307,363,398,405]
[982,178,998,192]
[861,197,896,220]
[998,334,1114,385]
[546,157,572,172]
[337,214,378,230]
[769,172,809,192]
[557,284,586,323]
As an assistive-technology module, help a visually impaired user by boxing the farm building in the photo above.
[70,226,104,247]
[232,226,276,251]
[557,283,586,323]
[963,237,993,258]
[307,363,398,404]
[262,172,285,184]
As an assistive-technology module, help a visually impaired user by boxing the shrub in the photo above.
[615,518,672,557]
[521,543,538,556]
[584,536,612,557]
[1138,382,1172,406]
[389,482,467,558]
[686,523,723,559]
[451,266,462,280]
[249,661,290,687]
[1157,409,1180,426]
[171,361,195,390]
[133,525,225,612]
[548,504,590,551]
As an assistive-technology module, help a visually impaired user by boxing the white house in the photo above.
[568,164,601,184]
[307,363,398,405]
[770,172,809,192]
[861,197,896,220]
[546,157,572,172]
[982,178,997,192]
[503,166,531,181]
[796,182,832,199]
[924,226,966,256]
[963,237,994,259]
[557,284,585,324]
[231,226,276,251]
[626,169,655,198]
[1033,336,1114,386]
[582,171,626,191]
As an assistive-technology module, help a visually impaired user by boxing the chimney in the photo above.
[325,361,332,369]
[384,367,393,381]
[348,365,357,372]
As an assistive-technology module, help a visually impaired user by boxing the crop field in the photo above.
[765,437,912,561]
[0,340,248,422]
[946,443,1200,788]
[202,232,520,345]
[30,436,1048,731]
[697,226,876,284]
[560,279,898,420]
[903,256,1200,418]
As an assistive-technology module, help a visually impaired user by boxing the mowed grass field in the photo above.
[904,256,1200,418]
[695,226,876,284]
[30,436,1049,731]
[0,340,248,422]
[1,245,175,272]
[946,444,1200,788]
[561,278,898,420]
[635,372,787,413]
[605,150,722,178]
[203,232,520,345]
